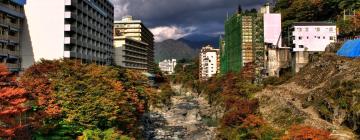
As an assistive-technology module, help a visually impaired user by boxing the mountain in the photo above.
[154,39,197,62]
[154,34,221,63]
[178,34,220,50]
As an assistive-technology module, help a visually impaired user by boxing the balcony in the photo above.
[9,21,20,29]
[0,3,21,13]
[8,35,19,43]
[0,48,18,56]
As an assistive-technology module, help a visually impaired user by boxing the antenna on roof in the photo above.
[227,11,229,20]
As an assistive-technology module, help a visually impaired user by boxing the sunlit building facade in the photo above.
[21,0,114,69]
[114,16,154,72]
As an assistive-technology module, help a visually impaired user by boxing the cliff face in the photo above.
[256,53,360,139]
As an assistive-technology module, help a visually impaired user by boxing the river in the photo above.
[143,84,217,140]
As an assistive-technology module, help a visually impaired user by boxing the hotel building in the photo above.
[114,16,154,72]
[0,0,26,72]
[21,0,114,69]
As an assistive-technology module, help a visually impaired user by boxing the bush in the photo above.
[281,125,331,140]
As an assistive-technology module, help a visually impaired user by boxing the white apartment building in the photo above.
[159,59,176,75]
[199,45,219,80]
[291,22,337,73]
[292,22,337,52]
[21,0,114,69]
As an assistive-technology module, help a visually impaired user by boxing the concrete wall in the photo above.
[114,39,126,66]
[292,51,309,73]
[21,0,65,69]
[266,48,291,76]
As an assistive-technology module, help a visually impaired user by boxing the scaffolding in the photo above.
[221,12,265,83]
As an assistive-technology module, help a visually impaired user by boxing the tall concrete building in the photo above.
[21,0,114,69]
[114,16,154,72]
[199,45,219,81]
[0,0,26,72]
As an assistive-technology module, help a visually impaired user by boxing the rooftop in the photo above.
[293,22,336,26]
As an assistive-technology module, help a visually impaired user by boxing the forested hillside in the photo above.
[275,0,359,40]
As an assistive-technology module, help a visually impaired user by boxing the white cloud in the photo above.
[150,26,196,42]
[112,0,129,19]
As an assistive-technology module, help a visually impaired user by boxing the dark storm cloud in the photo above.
[110,0,266,38]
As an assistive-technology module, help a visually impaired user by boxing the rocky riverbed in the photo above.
[143,85,217,140]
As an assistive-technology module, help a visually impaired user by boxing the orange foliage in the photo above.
[19,60,62,128]
[281,125,331,140]
[241,114,266,129]
[222,98,259,127]
[0,64,29,138]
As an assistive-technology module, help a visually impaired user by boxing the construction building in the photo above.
[291,22,337,73]
[159,59,177,75]
[21,0,114,69]
[199,45,220,81]
[114,16,154,72]
[221,7,265,82]
[0,0,26,72]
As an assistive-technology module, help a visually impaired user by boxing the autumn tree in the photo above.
[20,60,150,138]
[0,65,29,139]
[281,125,331,140]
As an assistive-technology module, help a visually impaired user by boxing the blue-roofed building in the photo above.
[0,0,26,72]
[337,39,360,58]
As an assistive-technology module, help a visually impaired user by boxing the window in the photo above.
[307,36,309,39]
[298,28,302,32]
[330,36,334,40]
[316,27,320,32]
[329,27,333,32]
[299,45,304,48]
[323,36,325,39]
[298,36,302,40]
[305,28,309,32]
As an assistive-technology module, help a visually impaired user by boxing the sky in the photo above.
[110,0,267,42]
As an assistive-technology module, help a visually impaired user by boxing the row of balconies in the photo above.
[65,36,112,53]
[125,43,147,51]
[123,59,147,65]
[64,51,109,62]
[0,49,19,56]
[0,2,22,13]
[125,45,147,53]
[65,18,112,42]
[124,52,147,60]
[0,19,21,29]
[65,0,113,26]
[66,24,112,46]
[124,49,147,56]
[0,34,19,43]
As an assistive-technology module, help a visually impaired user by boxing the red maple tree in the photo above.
[0,64,29,138]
